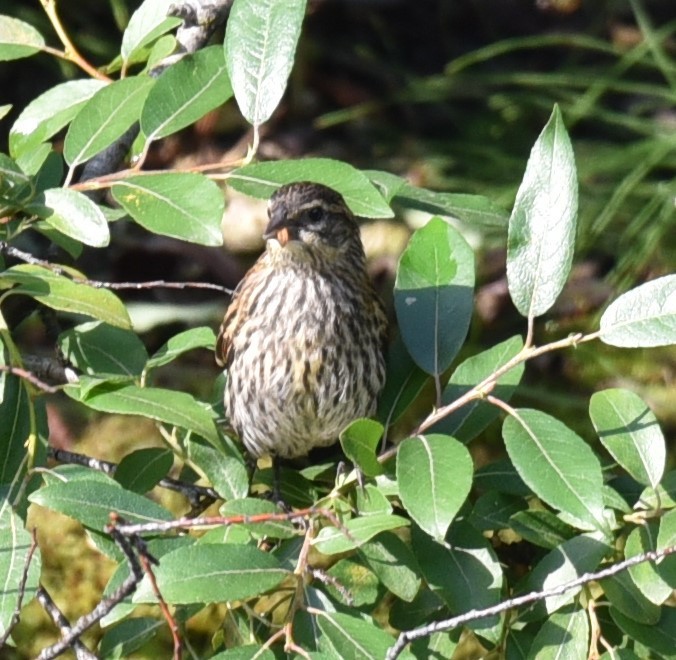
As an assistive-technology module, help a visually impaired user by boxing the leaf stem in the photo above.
[38,0,111,82]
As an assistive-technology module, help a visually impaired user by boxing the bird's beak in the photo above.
[275,227,290,246]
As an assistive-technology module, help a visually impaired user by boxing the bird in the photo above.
[216,182,387,495]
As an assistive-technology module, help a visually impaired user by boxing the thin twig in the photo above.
[0,364,61,394]
[36,587,98,660]
[378,330,600,463]
[385,543,676,659]
[48,448,220,506]
[36,525,145,660]
[1,243,233,296]
[38,0,110,81]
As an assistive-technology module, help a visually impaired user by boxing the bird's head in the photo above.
[263,182,362,260]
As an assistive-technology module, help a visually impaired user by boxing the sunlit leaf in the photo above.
[228,158,393,218]
[599,275,676,347]
[0,15,45,61]
[111,173,224,246]
[507,104,578,318]
[590,388,665,488]
[394,217,475,376]
[224,0,306,126]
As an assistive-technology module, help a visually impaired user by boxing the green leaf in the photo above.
[394,217,475,376]
[0,502,41,638]
[64,76,154,167]
[469,491,527,532]
[599,274,676,347]
[67,381,219,446]
[0,15,45,61]
[507,104,578,318]
[656,508,676,588]
[589,388,665,488]
[228,158,393,218]
[636,470,676,510]
[326,558,379,607]
[377,335,428,429]
[146,326,217,370]
[111,173,224,246]
[625,523,673,605]
[0,153,34,212]
[340,418,384,477]
[0,104,10,121]
[0,373,31,491]
[316,611,400,660]
[523,534,608,616]
[527,606,589,660]
[58,321,148,377]
[186,436,249,501]
[411,522,503,632]
[434,335,524,442]
[474,458,530,497]
[133,544,288,604]
[114,448,173,493]
[2,264,131,328]
[358,532,421,602]
[389,178,509,227]
[313,514,409,555]
[503,409,607,531]
[142,46,232,141]
[121,0,182,63]
[28,188,110,247]
[509,509,577,550]
[397,434,473,541]
[610,607,676,656]
[224,0,306,126]
[99,617,164,659]
[29,479,172,530]
[600,570,660,625]
[220,498,296,539]
[9,79,107,157]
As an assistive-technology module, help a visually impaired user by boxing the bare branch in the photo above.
[386,543,676,660]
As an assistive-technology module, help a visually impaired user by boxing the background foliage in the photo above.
[0,0,675,658]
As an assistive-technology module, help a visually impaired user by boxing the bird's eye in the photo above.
[307,206,324,223]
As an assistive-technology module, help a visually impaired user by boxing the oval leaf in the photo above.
[528,606,589,660]
[114,447,174,493]
[503,409,607,531]
[111,173,224,246]
[599,274,676,347]
[64,76,154,167]
[66,381,219,447]
[29,187,110,247]
[316,611,397,660]
[397,434,473,541]
[507,104,578,319]
[228,158,393,218]
[142,46,232,141]
[121,0,182,62]
[9,79,107,157]
[29,479,173,529]
[224,0,306,126]
[3,264,131,328]
[0,15,45,61]
[313,514,409,555]
[58,321,148,377]
[133,544,288,604]
[146,326,217,371]
[589,388,665,488]
[340,418,384,477]
[394,217,475,376]
[0,506,41,637]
